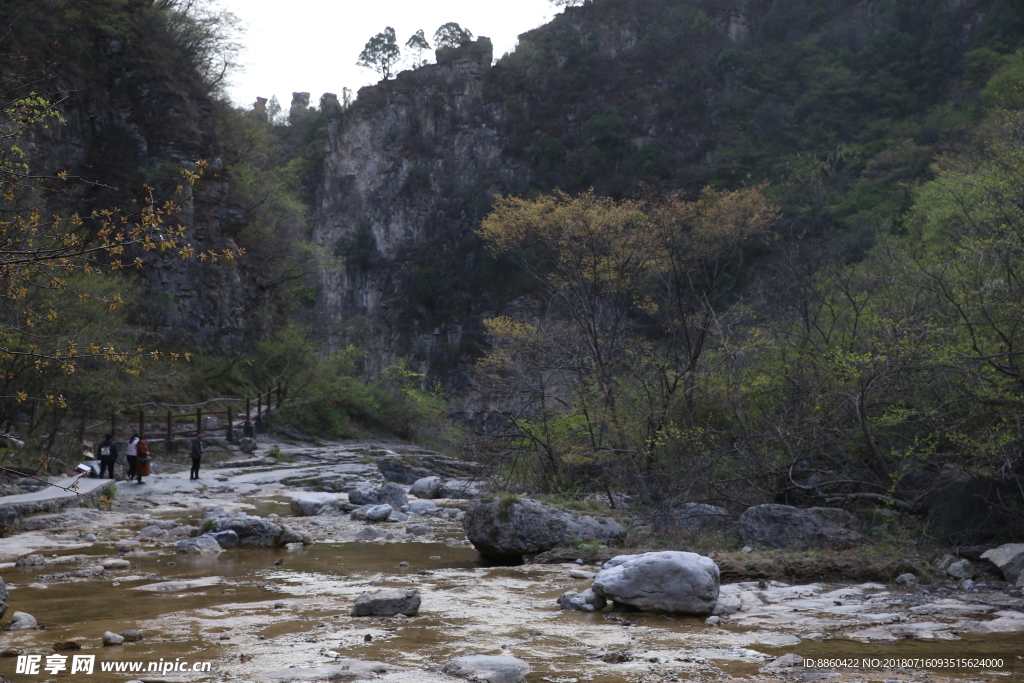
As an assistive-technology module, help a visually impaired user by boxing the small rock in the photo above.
[406,524,431,536]
[960,578,976,591]
[741,546,753,553]
[399,561,409,567]
[363,504,393,522]
[267,513,280,520]
[569,569,595,579]
[219,633,231,640]
[442,655,530,683]
[273,558,284,565]
[706,615,721,625]
[350,589,421,617]
[103,631,125,646]
[947,559,975,580]
[206,529,240,548]
[117,540,142,553]
[15,554,44,567]
[356,527,385,541]
[284,542,304,552]
[408,500,438,515]
[9,612,37,630]
[274,601,285,608]
[1,648,23,657]
[176,536,224,555]
[763,653,804,671]
[601,650,633,664]
[389,511,409,522]
[409,476,441,499]
[429,555,441,560]
[239,436,257,453]
[52,641,81,651]
[84,533,97,542]
[575,558,584,565]
[712,596,742,616]
[895,573,917,586]
[102,558,131,570]
[121,630,143,642]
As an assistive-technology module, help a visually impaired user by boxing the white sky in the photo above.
[217,0,557,110]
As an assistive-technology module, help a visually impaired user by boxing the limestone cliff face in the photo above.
[314,39,529,380]
[22,44,267,354]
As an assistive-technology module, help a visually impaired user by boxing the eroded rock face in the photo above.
[442,655,530,683]
[739,504,863,550]
[591,551,720,615]
[463,496,627,560]
[350,589,421,617]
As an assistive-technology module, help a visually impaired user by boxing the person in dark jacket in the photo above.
[189,431,204,480]
[97,434,117,479]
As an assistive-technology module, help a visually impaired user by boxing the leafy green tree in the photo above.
[357,27,401,80]
[405,29,431,68]
[433,22,473,49]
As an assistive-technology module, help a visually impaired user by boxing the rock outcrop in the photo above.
[463,496,627,560]
[739,504,864,550]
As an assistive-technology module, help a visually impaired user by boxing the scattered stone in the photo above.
[592,551,720,615]
[238,437,257,453]
[103,631,125,646]
[442,655,530,683]
[102,558,131,570]
[285,542,304,552]
[763,653,804,671]
[408,500,437,515]
[363,504,393,522]
[557,587,606,612]
[117,540,142,554]
[52,641,80,651]
[741,546,753,553]
[9,612,37,630]
[409,476,441,499]
[739,504,864,550]
[438,479,488,499]
[600,650,633,664]
[138,526,175,542]
[399,561,409,567]
[176,536,224,556]
[274,601,285,608]
[121,630,143,642]
[202,506,233,520]
[356,527,385,541]
[350,589,421,617]
[172,525,196,538]
[706,615,721,625]
[74,565,105,578]
[1,648,23,657]
[389,511,409,522]
[252,660,401,682]
[15,554,44,567]
[712,595,742,616]
[406,523,431,536]
[980,544,1024,584]
[569,569,595,579]
[895,573,918,586]
[429,555,441,560]
[463,496,627,561]
[273,559,284,565]
[219,633,231,640]
[209,514,306,548]
[84,533,97,542]
[290,493,340,517]
[947,559,975,580]
[131,576,225,592]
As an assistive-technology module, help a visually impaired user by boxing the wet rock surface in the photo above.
[0,438,1019,683]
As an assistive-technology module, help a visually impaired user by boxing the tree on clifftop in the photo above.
[433,22,473,49]
[357,27,401,80]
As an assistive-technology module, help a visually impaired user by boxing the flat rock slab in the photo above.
[442,655,530,683]
[253,659,401,681]
[131,576,225,592]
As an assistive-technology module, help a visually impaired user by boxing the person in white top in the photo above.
[125,433,140,482]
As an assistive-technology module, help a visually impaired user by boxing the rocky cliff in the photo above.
[313,0,997,391]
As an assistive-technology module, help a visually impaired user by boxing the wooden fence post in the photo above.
[244,397,253,438]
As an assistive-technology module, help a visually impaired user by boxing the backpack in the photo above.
[99,445,111,457]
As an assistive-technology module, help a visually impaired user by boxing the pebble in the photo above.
[575,558,584,565]
[84,534,97,542]
[219,633,231,640]
[741,546,753,553]
[274,602,285,609]
[121,630,143,642]
[429,556,441,560]
[706,616,721,625]
[166,562,175,567]
[273,559,284,565]
[102,631,125,646]
[399,561,409,567]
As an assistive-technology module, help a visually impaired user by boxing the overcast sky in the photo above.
[217,0,557,110]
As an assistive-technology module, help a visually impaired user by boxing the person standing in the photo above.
[189,431,204,480]
[136,437,151,484]
[97,433,117,479]
[125,433,140,482]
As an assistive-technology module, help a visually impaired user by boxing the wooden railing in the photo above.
[6,384,282,451]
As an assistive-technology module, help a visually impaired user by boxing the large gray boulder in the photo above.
[980,544,1024,584]
[442,655,530,683]
[350,589,420,617]
[290,493,340,517]
[209,515,310,548]
[739,504,863,550]
[591,551,720,615]
[409,476,441,499]
[9,611,36,630]
[463,496,627,560]
[347,482,408,509]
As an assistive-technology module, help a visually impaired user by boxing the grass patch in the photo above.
[496,492,520,521]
